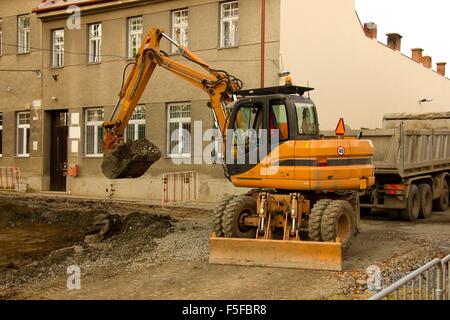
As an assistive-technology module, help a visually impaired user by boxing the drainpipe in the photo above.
[260,0,265,88]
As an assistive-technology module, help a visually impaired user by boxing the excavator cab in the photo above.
[225,85,319,177]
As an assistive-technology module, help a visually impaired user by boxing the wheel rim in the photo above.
[424,189,432,213]
[412,192,420,217]
[238,209,252,232]
[336,213,351,242]
[442,184,449,207]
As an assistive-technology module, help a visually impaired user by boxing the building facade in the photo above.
[0,0,449,202]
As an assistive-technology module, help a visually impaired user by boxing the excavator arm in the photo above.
[101,28,242,179]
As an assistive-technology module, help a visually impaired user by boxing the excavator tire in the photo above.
[320,200,356,253]
[222,195,257,239]
[308,199,332,241]
[212,195,235,237]
[102,139,161,179]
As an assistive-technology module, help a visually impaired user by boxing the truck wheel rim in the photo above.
[443,184,449,207]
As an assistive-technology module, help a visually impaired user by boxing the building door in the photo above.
[50,110,68,191]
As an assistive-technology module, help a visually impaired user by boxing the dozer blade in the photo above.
[209,235,342,271]
[101,139,161,179]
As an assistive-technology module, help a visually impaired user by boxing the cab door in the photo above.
[264,98,295,182]
[226,99,267,180]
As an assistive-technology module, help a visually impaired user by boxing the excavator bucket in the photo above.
[102,139,161,179]
[209,235,343,271]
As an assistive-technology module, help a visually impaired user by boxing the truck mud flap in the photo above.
[209,235,343,271]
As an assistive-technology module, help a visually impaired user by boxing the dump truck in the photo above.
[101,27,376,271]
[325,113,450,222]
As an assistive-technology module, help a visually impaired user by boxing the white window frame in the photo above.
[84,108,104,157]
[128,16,143,59]
[171,9,188,53]
[18,15,31,54]
[167,102,191,158]
[124,105,146,142]
[220,1,239,48]
[0,18,3,57]
[0,112,3,157]
[16,111,30,157]
[52,29,64,67]
[88,23,102,64]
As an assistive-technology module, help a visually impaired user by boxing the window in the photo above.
[85,108,104,156]
[295,101,319,136]
[269,101,289,141]
[128,17,143,59]
[18,15,31,54]
[0,113,3,157]
[125,105,146,142]
[52,29,64,67]
[220,1,239,48]
[0,18,3,56]
[172,9,188,53]
[16,112,30,157]
[88,23,102,63]
[167,103,191,157]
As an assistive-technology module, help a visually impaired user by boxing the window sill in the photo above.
[165,156,192,161]
[83,155,103,159]
[87,62,102,66]
[15,155,30,158]
[218,46,239,50]
[50,66,64,70]
[16,52,31,56]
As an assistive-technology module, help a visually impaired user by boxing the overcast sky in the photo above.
[355,0,449,64]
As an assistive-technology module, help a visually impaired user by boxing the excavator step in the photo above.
[209,235,343,271]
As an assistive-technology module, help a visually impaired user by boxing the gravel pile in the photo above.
[127,220,211,271]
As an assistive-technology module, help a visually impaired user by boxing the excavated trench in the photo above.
[0,196,173,278]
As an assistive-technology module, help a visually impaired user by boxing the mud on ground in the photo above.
[0,193,449,300]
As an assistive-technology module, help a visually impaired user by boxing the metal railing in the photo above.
[0,167,21,190]
[370,254,450,300]
[162,171,199,207]
[443,255,450,300]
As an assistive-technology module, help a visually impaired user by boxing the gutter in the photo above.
[260,0,265,88]
[32,0,114,13]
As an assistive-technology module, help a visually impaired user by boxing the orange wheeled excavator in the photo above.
[102,28,375,271]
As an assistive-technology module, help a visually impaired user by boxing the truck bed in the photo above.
[322,127,450,178]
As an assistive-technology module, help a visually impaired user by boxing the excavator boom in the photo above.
[101,28,241,179]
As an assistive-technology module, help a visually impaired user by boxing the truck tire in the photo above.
[308,199,332,241]
[320,200,356,252]
[433,180,449,212]
[349,193,361,234]
[418,184,433,219]
[222,195,257,239]
[401,184,420,222]
[212,195,234,237]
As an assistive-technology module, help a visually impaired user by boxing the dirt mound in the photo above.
[0,196,173,298]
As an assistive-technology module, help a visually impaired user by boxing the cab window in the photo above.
[269,100,289,141]
[234,103,263,144]
[295,102,318,136]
